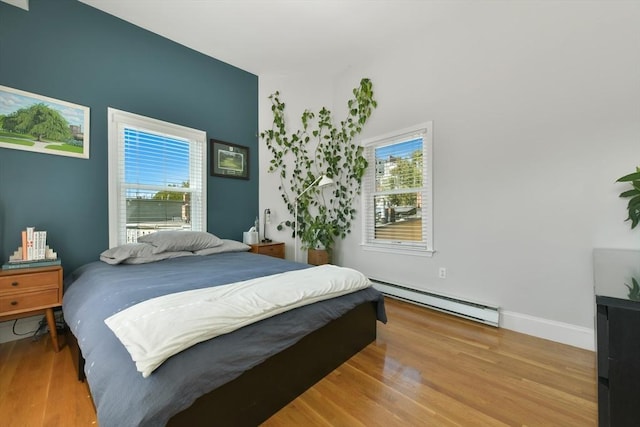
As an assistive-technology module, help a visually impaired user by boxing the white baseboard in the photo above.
[374,279,596,351]
[500,310,595,351]
[0,315,43,344]
[372,280,500,326]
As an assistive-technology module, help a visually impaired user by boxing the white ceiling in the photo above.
[78,0,464,76]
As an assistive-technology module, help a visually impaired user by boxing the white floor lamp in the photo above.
[294,175,334,263]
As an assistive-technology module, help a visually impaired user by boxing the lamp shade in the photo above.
[317,175,334,188]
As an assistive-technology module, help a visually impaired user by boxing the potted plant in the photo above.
[616,166,640,229]
[261,78,377,262]
[301,215,337,265]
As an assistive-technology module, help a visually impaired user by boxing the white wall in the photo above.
[259,1,640,349]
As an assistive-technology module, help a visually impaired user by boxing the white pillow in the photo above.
[138,231,223,254]
[193,239,251,255]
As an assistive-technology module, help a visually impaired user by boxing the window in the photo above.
[108,108,207,247]
[362,122,433,254]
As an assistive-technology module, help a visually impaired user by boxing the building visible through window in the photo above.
[123,128,193,242]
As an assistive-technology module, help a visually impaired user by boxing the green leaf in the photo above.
[619,189,640,198]
[628,195,640,209]
[626,277,640,300]
[617,172,640,182]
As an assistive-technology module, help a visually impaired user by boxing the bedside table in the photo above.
[0,265,63,352]
[249,242,285,259]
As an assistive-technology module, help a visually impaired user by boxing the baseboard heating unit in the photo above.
[371,279,500,327]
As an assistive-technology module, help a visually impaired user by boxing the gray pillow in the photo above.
[193,239,251,255]
[100,243,193,265]
[138,231,223,254]
[123,251,193,265]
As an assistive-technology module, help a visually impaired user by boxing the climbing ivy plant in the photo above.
[260,78,377,254]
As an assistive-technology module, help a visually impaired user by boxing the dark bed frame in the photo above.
[68,300,378,426]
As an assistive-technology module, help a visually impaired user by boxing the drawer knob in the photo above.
[10,301,18,306]
[11,281,19,287]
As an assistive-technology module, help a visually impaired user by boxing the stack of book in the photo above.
[2,227,60,270]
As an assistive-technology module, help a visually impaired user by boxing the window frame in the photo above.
[361,121,434,256]
[107,108,207,247]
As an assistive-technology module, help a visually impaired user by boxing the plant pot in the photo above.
[307,248,330,266]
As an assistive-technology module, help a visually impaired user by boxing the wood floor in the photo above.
[0,297,597,426]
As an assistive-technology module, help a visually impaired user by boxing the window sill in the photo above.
[360,243,434,257]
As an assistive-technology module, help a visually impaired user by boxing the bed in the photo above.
[63,237,386,427]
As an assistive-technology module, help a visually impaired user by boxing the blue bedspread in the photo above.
[63,252,386,427]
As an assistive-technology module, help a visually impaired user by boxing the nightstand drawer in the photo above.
[0,270,59,293]
[258,244,284,258]
[249,242,285,259]
[0,288,59,315]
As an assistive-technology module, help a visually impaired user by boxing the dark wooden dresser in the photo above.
[594,248,640,426]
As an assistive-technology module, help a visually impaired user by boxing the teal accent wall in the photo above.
[0,0,258,272]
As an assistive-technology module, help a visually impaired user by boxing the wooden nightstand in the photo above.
[0,265,63,352]
[249,242,285,259]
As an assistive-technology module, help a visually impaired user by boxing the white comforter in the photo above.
[105,264,371,377]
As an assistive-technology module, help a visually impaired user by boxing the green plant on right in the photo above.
[625,277,640,301]
[616,166,640,229]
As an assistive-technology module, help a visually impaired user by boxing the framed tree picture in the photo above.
[0,85,90,159]
[210,139,249,180]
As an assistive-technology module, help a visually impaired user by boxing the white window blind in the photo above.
[362,122,433,254]
[108,108,207,247]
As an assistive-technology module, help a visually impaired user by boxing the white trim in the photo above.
[360,122,432,147]
[500,310,595,351]
[1,0,29,11]
[361,243,434,257]
[108,108,206,144]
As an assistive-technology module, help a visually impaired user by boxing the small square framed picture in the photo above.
[210,139,249,180]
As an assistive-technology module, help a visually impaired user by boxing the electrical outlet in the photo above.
[439,267,447,279]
